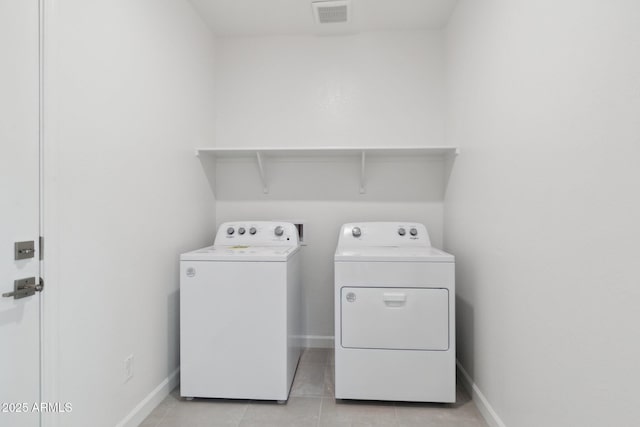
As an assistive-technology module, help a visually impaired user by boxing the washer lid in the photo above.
[335,246,453,262]
[181,245,299,262]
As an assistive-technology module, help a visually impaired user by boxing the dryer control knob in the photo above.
[238,227,246,235]
[274,226,284,236]
[398,228,406,236]
[249,227,257,235]
[410,228,418,236]
[352,227,362,238]
[226,227,235,235]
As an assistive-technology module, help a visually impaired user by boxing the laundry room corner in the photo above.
[207,29,449,347]
[4,0,634,426]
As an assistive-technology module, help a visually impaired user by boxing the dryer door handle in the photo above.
[383,292,406,307]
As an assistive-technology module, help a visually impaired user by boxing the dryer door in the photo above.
[341,287,449,351]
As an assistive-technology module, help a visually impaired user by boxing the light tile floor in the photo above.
[141,348,488,427]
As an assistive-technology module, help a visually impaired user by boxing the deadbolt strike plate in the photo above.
[15,240,35,260]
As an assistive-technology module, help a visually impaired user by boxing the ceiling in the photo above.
[189,0,459,36]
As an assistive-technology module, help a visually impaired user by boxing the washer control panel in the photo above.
[337,222,430,247]
[216,221,299,246]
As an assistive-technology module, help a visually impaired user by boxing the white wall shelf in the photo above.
[196,146,459,196]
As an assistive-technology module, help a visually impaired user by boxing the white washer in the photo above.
[334,222,455,403]
[180,221,302,402]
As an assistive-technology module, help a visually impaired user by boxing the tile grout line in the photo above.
[316,396,324,427]
[236,400,250,427]
[393,403,398,426]
[317,348,328,427]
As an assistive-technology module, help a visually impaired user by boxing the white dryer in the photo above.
[180,221,302,402]
[334,222,455,403]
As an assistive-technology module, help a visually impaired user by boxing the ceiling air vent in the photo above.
[312,0,350,24]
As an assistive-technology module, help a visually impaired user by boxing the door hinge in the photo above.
[39,236,44,260]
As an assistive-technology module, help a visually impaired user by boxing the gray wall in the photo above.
[444,1,640,425]
[44,1,216,425]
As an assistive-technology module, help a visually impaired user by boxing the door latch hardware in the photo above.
[2,277,44,300]
[14,241,36,260]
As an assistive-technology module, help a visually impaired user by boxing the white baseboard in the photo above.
[302,335,334,348]
[116,368,180,427]
[456,360,506,427]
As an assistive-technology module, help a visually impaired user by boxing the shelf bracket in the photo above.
[256,152,268,194]
[359,151,366,194]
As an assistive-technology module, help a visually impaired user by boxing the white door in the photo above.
[0,0,42,426]
[341,287,449,350]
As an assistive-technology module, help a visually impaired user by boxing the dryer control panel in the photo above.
[215,221,299,246]
[337,222,431,247]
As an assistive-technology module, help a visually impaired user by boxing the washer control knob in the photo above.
[410,228,418,236]
[352,227,362,238]
[226,227,235,235]
[249,227,257,235]
[398,228,406,236]
[274,226,284,237]
[238,227,246,235]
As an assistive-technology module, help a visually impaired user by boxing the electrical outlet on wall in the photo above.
[124,355,134,382]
